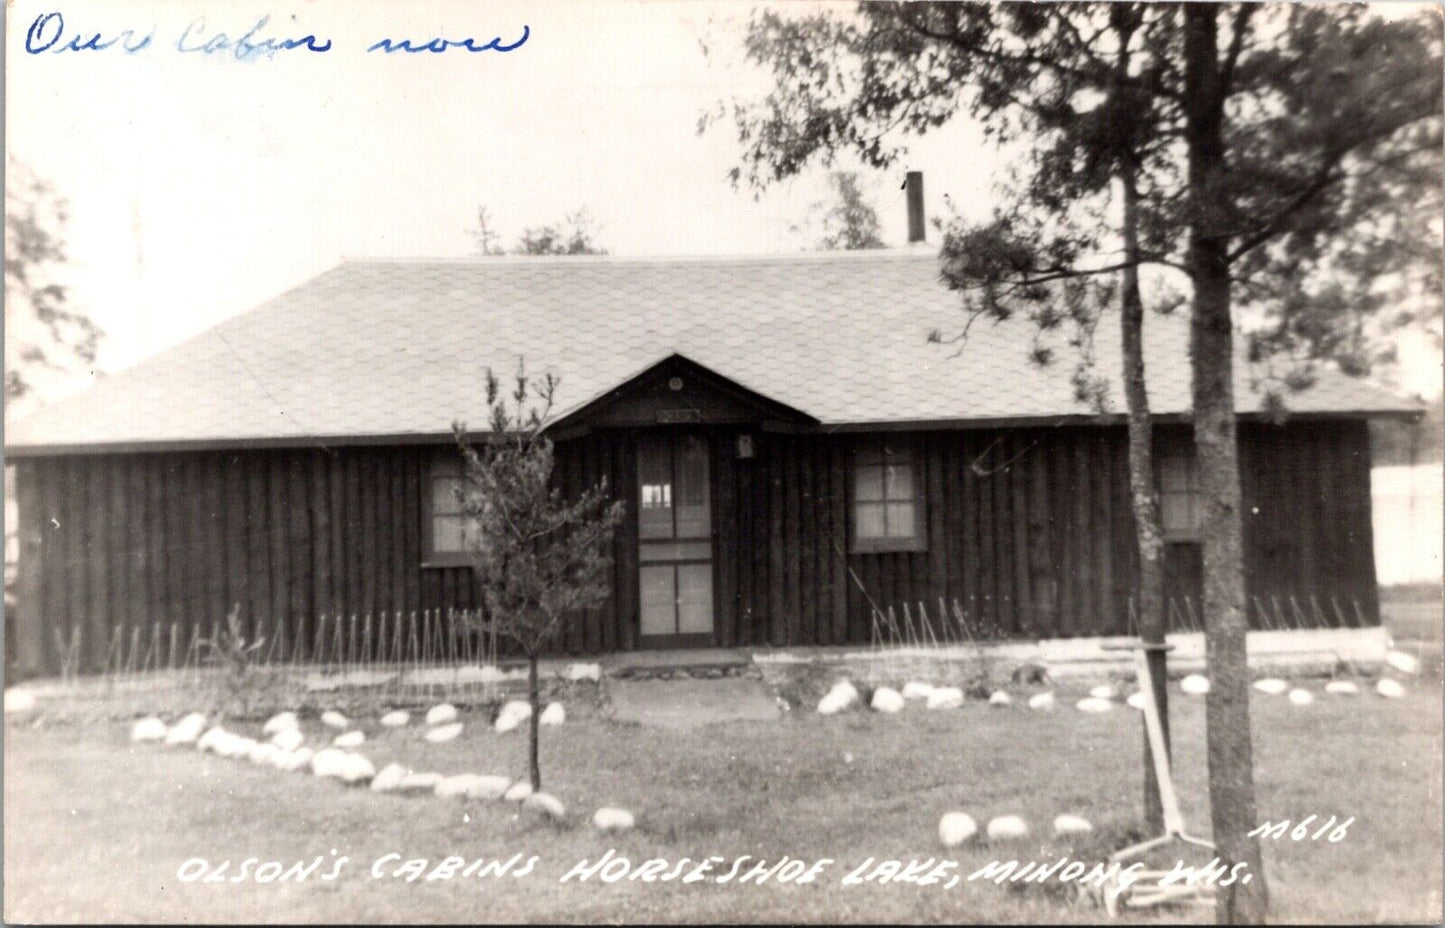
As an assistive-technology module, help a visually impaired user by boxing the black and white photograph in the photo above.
[4,1,1443,923]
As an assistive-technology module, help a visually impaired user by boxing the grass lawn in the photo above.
[5,605,1440,924]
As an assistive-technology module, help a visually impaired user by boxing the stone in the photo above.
[248,742,280,766]
[1027,691,1055,712]
[817,680,860,715]
[539,703,566,726]
[1376,678,1406,699]
[870,687,905,714]
[504,781,533,802]
[371,763,410,793]
[270,728,304,752]
[426,704,458,726]
[1088,684,1118,700]
[320,710,349,730]
[523,792,566,819]
[1325,680,1360,696]
[340,752,376,784]
[379,710,411,728]
[282,748,314,772]
[1386,650,1420,675]
[1126,690,1148,710]
[1288,688,1315,706]
[987,815,1029,841]
[902,682,936,701]
[1075,697,1113,714]
[938,812,978,847]
[311,748,349,778]
[987,690,1012,707]
[164,713,208,746]
[1180,674,1210,696]
[333,730,366,748]
[398,772,445,793]
[593,807,635,832]
[262,711,299,735]
[495,700,533,731]
[465,775,513,801]
[1053,814,1093,836]
[197,727,228,753]
[4,689,37,714]
[436,774,483,799]
[426,722,464,743]
[1253,678,1288,695]
[926,687,964,710]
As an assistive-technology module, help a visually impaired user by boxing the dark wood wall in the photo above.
[10,419,1381,675]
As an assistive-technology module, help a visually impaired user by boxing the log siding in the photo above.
[10,420,1380,675]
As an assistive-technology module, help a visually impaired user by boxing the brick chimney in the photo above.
[905,171,926,244]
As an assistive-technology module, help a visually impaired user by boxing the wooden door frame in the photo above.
[636,430,718,649]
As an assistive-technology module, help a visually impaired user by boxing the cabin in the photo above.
[4,249,1415,677]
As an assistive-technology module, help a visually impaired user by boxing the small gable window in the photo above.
[851,437,926,553]
[423,456,479,567]
[1158,446,1202,539]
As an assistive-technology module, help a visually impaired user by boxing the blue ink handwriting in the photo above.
[176,16,331,59]
[25,11,152,54]
[366,25,529,54]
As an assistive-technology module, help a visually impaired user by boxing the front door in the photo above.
[637,433,714,647]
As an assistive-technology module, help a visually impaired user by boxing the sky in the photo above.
[7,0,1442,408]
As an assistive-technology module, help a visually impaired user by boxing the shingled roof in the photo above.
[6,251,1416,454]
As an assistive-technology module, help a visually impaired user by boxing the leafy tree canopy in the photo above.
[4,156,103,406]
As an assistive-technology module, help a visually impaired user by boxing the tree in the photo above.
[469,206,506,256]
[709,4,1442,921]
[452,363,625,791]
[4,156,103,407]
[809,171,886,250]
[468,206,609,257]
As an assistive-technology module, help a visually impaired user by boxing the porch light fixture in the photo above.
[736,433,755,459]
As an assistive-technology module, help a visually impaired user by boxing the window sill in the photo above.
[421,556,476,569]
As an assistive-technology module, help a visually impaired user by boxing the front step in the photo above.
[605,648,753,680]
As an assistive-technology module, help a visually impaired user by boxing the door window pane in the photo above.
[675,436,711,538]
[677,564,714,634]
[640,565,677,636]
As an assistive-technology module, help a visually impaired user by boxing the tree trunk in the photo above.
[1183,7,1268,923]
[528,652,541,791]
[1119,162,1170,834]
